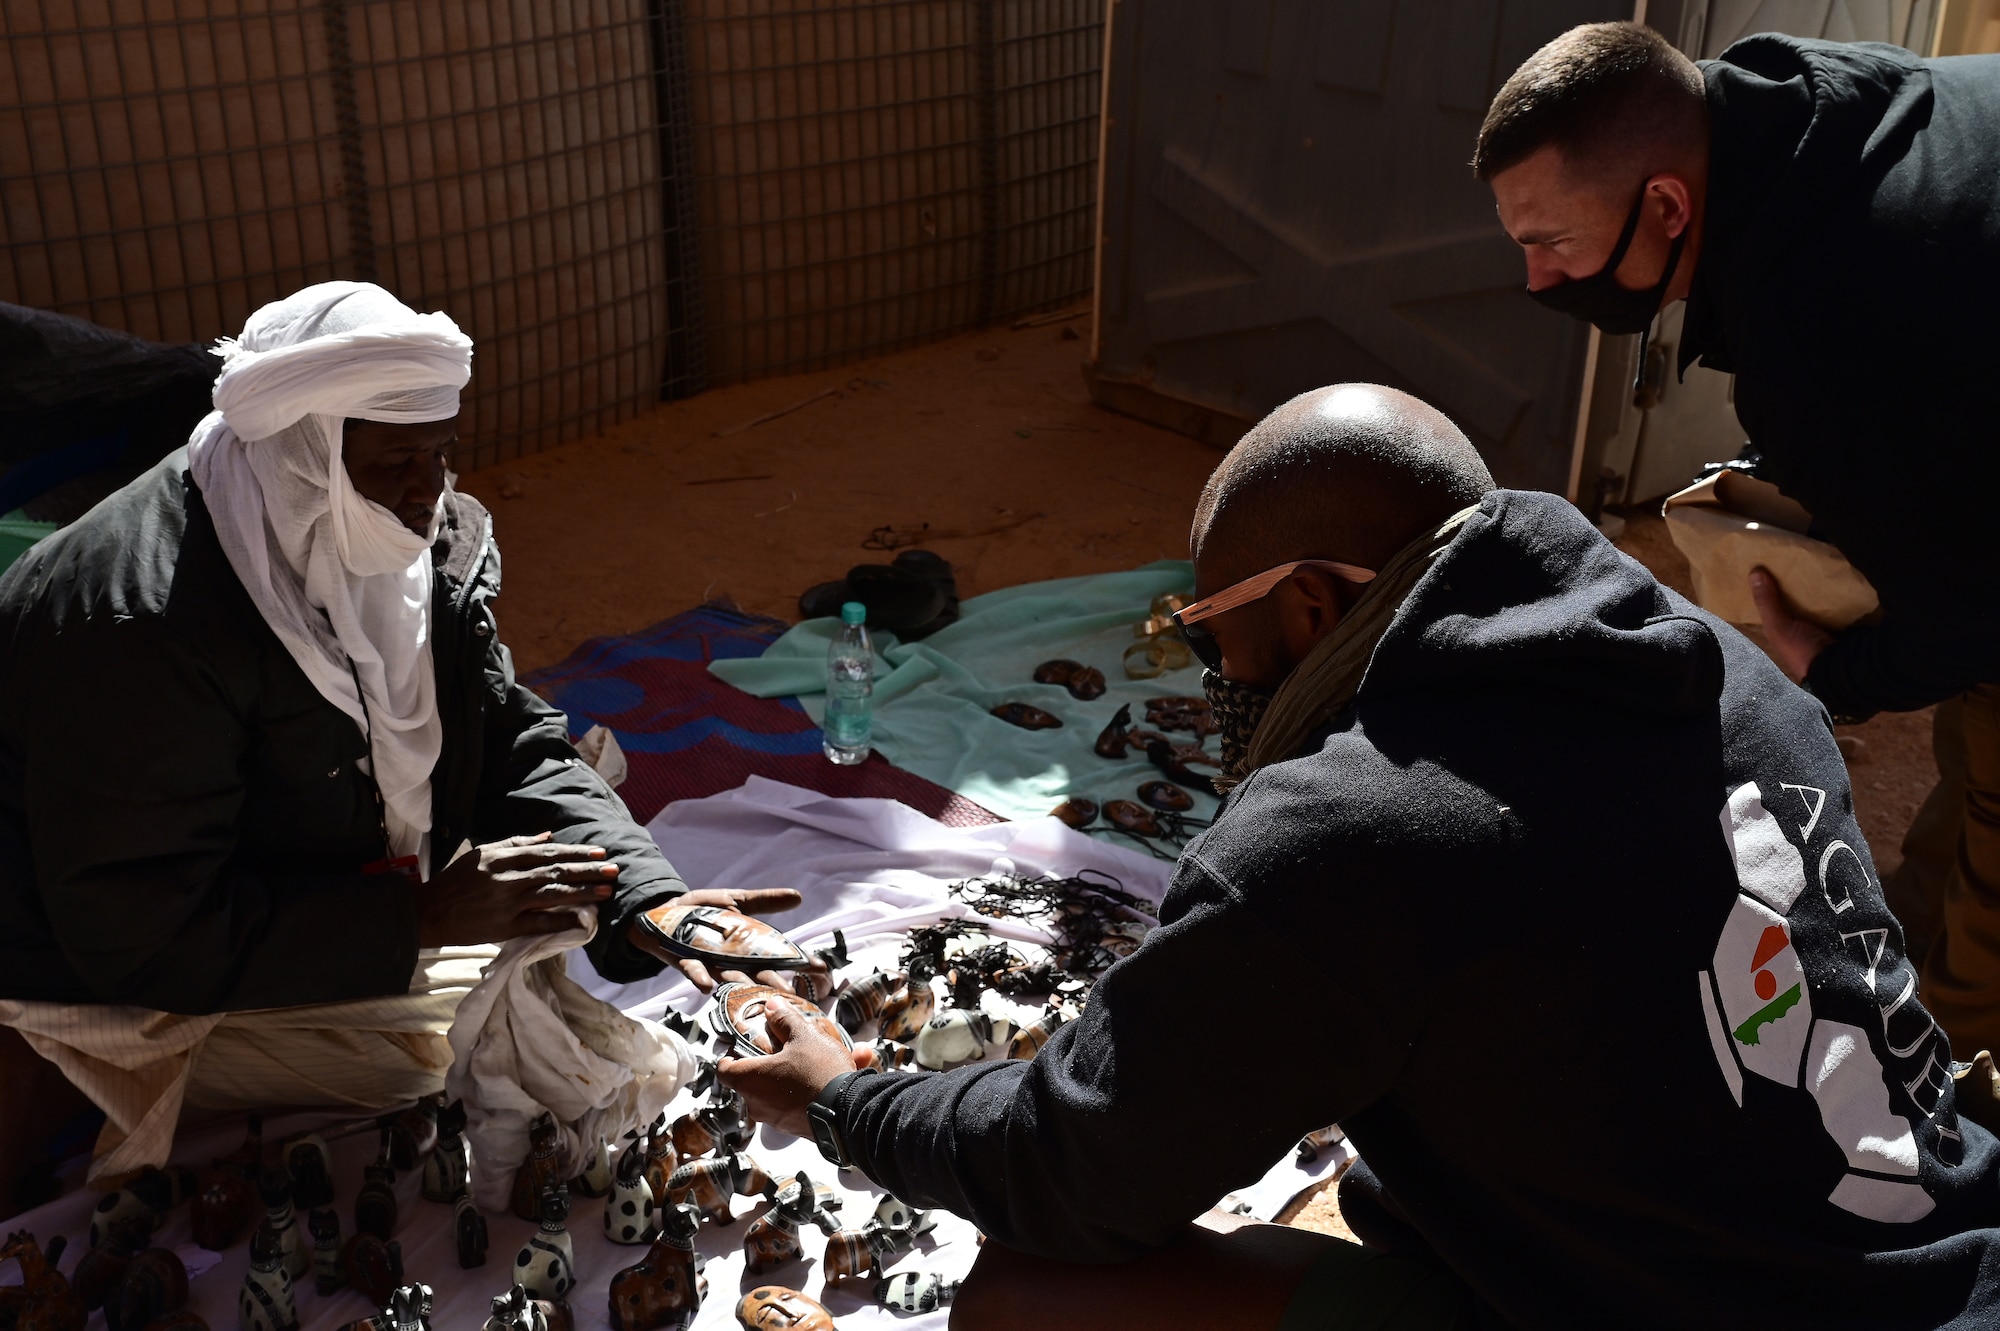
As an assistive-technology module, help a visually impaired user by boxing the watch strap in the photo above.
[809,1068,877,1169]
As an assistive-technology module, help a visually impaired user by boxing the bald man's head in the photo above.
[1191,384,1494,592]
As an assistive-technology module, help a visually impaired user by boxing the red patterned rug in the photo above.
[521,600,999,827]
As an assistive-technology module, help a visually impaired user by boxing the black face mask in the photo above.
[1528,184,1687,336]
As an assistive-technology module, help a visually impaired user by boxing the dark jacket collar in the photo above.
[431,486,494,598]
[1680,35,1932,378]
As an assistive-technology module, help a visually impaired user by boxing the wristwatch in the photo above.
[808,1067,878,1169]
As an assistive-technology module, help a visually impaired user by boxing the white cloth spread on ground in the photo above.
[3,781,1340,1329]
[188,280,471,864]
[0,947,492,1183]
[445,910,696,1213]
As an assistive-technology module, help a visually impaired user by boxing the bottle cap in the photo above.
[840,602,867,626]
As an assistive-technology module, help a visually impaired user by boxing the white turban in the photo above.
[188,281,474,871]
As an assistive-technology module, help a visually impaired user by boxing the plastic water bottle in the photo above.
[824,601,873,765]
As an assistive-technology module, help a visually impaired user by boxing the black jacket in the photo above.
[839,491,2000,1330]
[0,450,684,1013]
[1683,36,2000,717]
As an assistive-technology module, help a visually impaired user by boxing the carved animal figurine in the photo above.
[877,977,935,1043]
[914,1008,993,1070]
[109,1246,189,1331]
[832,969,897,1032]
[354,1128,399,1240]
[1296,1124,1346,1163]
[384,1098,441,1172]
[454,1187,488,1269]
[572,1133,612,1198]
[486,1283,573,1331]
[865,1038,916,1070]
[0,1231,83,1331]
[877,1271,960,1314]
[309,1209,343,1295]
[220,1116,265,1177]
[604,1140,658,1245]
[419,1101,470,1203]
[1006,1005,1070,1060]
[70,1242,131,1313]
[511,1185,576,1302]
[734,1286,834,1331]
[665,1149,770,1225]
[237,1224,297,1331]
[191,1171,257,1251]
[606,1204,706,1331]
[337,1281,433,1331]
[194,1117,267,1249]
[872,1194,937,1238]
[670,1089,751,1161]
[509,1112,565,1222]
[820,1229,880,1285]
[253,1179,307,1282]
[282,1134,335,1210]
[824,1196,935,1285]
[89,1166,193,1252]
[642,1117,680,1200]
[340,1234,404,1307]
[741,1172,841,1274]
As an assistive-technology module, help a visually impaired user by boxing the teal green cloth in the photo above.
[709,562,1217,823]
[1277,1241,1482,1331]
[0,511,55,577]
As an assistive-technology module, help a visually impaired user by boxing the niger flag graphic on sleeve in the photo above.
[1735,922,1803,1046]
[1709,893,1813,1086]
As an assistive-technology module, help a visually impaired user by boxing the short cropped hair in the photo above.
[1192,384,1494,582]
[1472,21,1704,182]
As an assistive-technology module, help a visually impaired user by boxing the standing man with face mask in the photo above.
[713,383,2000,1331]
[1478,22,2000,1059]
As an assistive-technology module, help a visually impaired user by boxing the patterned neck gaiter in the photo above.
[1201,668,1275,785]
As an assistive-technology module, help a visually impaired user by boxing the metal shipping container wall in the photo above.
[0,0,669,472]
[1088,0,1629,495]
[679,0,1102,387]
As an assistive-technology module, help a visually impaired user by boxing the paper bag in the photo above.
[1661,470,1879,631]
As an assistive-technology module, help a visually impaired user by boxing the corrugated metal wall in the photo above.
[0,0,1103,470]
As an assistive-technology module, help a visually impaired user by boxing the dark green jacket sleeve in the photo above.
[14,613,420,1014]
[470,634,686,983]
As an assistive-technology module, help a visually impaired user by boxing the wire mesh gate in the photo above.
[680,0,1101,387]
[0,0,1102,470]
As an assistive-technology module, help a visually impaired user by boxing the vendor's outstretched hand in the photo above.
[717,998,872,1138]
[630,887,820,994]
[416,832,617,947]
[1749,566,1835,681]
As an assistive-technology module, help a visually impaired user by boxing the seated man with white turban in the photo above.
[0,283,784,1187]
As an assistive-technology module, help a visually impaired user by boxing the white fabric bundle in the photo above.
[444,910,696,1213]
[188,282,473,865]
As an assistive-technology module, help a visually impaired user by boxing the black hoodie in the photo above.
[1682,36,2000,718]
[840,490,2000,1330]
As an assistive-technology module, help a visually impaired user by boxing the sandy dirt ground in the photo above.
[461,306,1940,1240]
[458,309,1212,673]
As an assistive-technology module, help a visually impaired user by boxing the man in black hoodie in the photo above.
[721,383,2000,1330]
[1477,22,2000,1061]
